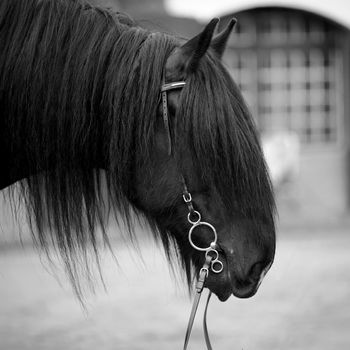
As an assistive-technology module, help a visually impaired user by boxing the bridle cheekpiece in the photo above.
[160,79,225,350]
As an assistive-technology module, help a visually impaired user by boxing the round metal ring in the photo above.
[205,249,219,262]
[188,222,217,252]
[187,210,201,225]
[211,259,224,274]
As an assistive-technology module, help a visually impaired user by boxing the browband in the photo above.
[161,81,186,92]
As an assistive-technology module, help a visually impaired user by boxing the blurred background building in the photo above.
[93,0,350,225]
[218,6,350,225]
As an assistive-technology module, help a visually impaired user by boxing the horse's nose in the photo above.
[231,258,273,298]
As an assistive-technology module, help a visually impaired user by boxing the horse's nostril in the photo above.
[230,259,273,298]
[249,259,272,284]
[249,262,265,280]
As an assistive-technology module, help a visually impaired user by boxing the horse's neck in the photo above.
[0,117,34,189]
[0,115,105,191]
[0,134,23,190]
[0,0,133,191]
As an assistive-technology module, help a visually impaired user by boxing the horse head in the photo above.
[132,19,276,301]
[0,0,275,302]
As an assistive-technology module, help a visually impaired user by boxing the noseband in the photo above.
[161,80,224,350]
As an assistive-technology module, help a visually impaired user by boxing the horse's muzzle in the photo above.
[204,253,273,301]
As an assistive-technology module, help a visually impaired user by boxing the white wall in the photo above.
[166,0,350,29]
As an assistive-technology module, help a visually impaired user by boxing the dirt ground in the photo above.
[0,223,350,350]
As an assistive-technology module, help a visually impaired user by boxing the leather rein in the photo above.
[160,80,224,350]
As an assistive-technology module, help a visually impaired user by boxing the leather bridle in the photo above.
[160,80,224,349]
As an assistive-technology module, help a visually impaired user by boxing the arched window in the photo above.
[223,8,346,145]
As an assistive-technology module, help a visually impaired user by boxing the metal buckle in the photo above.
[199,266,209,279]
[183,192,192,203]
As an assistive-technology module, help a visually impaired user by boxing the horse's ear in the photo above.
[210,18,237,59]
[179,18,219,73]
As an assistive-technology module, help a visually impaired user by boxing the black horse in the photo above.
[0,0,276,302]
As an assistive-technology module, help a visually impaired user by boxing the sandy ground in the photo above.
[0,224,350,350]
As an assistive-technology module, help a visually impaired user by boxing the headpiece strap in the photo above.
[160,80,186,155]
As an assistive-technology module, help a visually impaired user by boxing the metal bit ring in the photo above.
[188,222,217,252]
[187,210,201,225]
[205,249,219,261]
[211,259,224,274]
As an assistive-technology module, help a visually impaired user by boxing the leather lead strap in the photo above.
[183,256,213,350]
[183,286,203,350]
[203,291,213,350]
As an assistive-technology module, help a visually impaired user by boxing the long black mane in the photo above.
[0,0,275,293]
